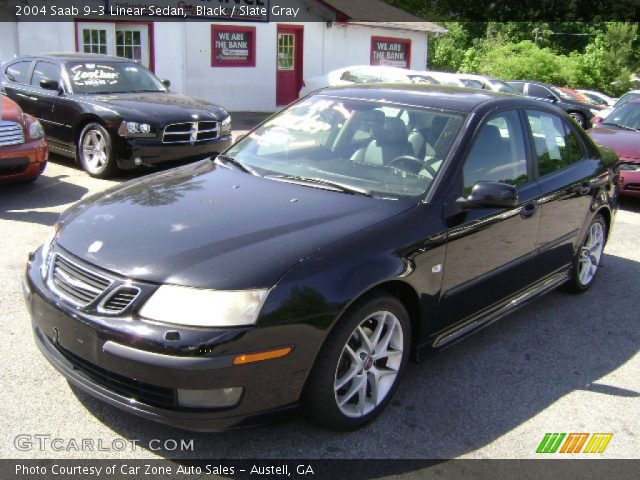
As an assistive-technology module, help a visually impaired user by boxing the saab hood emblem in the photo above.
[88,241,103,253]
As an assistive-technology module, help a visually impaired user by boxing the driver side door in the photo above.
[435,109,542,331]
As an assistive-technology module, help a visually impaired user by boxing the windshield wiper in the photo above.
[214,154,259,176]
[601,122,640,132]
[265,174,373,197]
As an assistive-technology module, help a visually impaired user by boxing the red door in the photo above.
[276,26,303,106]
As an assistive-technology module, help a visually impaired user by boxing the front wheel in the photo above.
[78,123,117,178]
[566,214,606,293]
[302,292,411,430]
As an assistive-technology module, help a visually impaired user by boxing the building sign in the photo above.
[211,25,256,67]
[370,36,411,68]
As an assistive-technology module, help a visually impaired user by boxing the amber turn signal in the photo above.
[233,346,293,365]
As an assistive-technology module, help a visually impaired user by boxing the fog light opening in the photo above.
[177,387,243,409]
[134,157,143,166]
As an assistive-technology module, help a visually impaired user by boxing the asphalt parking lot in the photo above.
[1,122,638,460]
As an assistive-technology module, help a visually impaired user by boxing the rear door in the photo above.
[436,109,542,329]
[27,61,67,143]
[523,109,596,279]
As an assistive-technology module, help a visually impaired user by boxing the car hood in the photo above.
[1,94,23,122]
[56,161,414,289]
[588,127,640,161]
[74,92,227,121]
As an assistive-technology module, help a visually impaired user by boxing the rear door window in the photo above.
[5,61,32,84]
[525,110,584,176]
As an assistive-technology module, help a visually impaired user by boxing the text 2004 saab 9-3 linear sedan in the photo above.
[24,85,617,431]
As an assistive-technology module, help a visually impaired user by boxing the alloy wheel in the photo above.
[82,129,108,174]
[578,221,604,286]
[333,310,403,418]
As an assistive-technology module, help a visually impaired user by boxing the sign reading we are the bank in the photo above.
[370,36,411,68]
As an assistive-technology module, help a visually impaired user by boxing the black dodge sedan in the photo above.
[24,85,617,431]
[2,54,232,178]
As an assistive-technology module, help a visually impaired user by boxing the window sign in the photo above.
[370,36,411,68]
[211,25,256,67]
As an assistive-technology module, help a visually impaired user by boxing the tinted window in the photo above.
[463,110,528,192]
[613,92,640,109]
[31,62,60,88]
[528,84,554,99]
[5,61,31,84]
[508,82,525,94]
[526,110,583,176]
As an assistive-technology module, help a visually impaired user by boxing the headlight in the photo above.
[40,224,60,279]
[28,120,45,140]
[139,285,268,327]
[220,114,232,135]
[118,121,155,137]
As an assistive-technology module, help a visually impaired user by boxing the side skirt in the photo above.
[427,269,570,350]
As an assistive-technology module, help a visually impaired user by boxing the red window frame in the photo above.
[211,25,256,67]
[370,36,411,69]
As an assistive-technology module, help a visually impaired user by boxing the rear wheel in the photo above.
[302,292,411,430]
[78,123,117,178]
[566,214,606,293]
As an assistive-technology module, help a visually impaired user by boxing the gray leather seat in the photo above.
[351,117,412,165]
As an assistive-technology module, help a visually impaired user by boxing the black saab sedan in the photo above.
[23,85,617,431]
[2,54,232,178]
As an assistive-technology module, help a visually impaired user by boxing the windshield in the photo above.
[66,62,166,94]
[603,102,640,130]
[224,95,466,199]
[614,92,640,109]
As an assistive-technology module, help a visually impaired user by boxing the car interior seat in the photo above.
[351,116,412,165]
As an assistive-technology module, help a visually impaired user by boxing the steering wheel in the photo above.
[389,155,424,174]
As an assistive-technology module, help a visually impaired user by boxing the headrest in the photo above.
[374,117,409,144]
[476,124,502,146]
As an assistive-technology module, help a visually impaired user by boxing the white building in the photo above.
[0,0,445,111]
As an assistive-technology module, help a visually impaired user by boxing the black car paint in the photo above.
[24,85,617,431]
[1,54,232,169]
[508,80,600,127]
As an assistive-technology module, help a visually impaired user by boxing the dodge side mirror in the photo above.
[40,79,59,91]
[456,181,519,210]
[162,79,171,88]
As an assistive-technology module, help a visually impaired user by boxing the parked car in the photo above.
[412,71,466,87]
[588,98,640,197]
[24,85,617,432]
[0,93,48,183]
[593,89,640,124]
[299,65,426,97]
[453,73,520,95]
[577,89,617,107]
[508,80,602,128]
[558,87,600,106]
[1,53,232,178]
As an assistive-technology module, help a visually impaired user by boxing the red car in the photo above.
[0,94,48,183]
[588,98,640,197]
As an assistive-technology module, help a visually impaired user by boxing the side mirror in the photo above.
[456,181,519,210]
[40,79,59,91]
[547,94,558,102]
[162,79,171,88]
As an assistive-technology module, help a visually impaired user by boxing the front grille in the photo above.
[56,343,177,409]
[49,254,112,307]
[162,121,218,144]
[619,162,640,172]
[99,286,140,313]
[0,121,25,146]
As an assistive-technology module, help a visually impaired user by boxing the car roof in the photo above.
[315,83,553,113]
[10,53,131,63]
[509,80,556,88]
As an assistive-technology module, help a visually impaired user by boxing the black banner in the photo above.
[3,459,640,480]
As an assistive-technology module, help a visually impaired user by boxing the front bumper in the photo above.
[618,169,640,198]
[113,134,233,170]
[0,138,48,182]
[23,249,313,431]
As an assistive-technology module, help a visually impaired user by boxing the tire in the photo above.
[569,112,587,129]
[78,122,117,178]
[302,291,411,430]
[565,214,607,293]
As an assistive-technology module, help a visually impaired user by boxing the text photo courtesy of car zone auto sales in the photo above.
[1,1,639,479]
